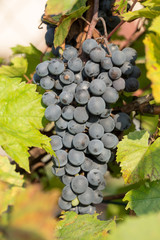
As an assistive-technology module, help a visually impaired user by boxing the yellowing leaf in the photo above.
[117,130,160,184]
[46,0,77,15]
[149,15,160,35]
[124,181,160,215]
[0,155,24,214]
[56,211,116,240]
[10,185,60,240]
[144,33,160,103]
[0,76,54,172]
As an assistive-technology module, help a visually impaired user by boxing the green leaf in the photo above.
[135,114,159,134]
[11,44,42,78]
[56,211,116,240]
[144,33,160,103]
[0,57,28,78]
[124,181,160,215]
[122,7,160,21]
[45,0,78,15]
[54,6,89,47]
[0,155,24,214]
[68,0,87,13]
[143,0,160,7]
[107,212,160,240]
[117,130,160,184]
[0,76,54,172]
[114,0,128,14]
[149,15,160,35]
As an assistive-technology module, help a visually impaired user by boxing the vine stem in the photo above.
[107,0,139,40]
[103,193,125,201]
[86,0,99,39]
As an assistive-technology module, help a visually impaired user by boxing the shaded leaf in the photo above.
[11,44,42,78]
[0,155,24,214]
[124,181,160,215]
[144,33,160,103]
[114,0,128,14]
[117,130,160,184]
[54,6,89,48]
[0,76,54,172]
[108,212,160,240]
[46,0,77,15]
[135,114,159,134]
[0,57,27,78]
[6,185,60,240]
[56,211,116,240]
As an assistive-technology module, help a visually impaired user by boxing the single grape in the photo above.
[81,157,94,172]
[72,133,89,150]
[97,72,112,87]
[74,71,83,84]
[114,112,131,131]
[50,135,63,151]
[62,185,77,201]
[101,133,119,149]
[130,65,141,78]
[36,61,49,77]
[82,39,98,54]
[52,149,68,167]
[96,148,111,163]
[54,79,64,90]
[88,139,104,155]
[71,175,88,194]
[78,205,96,214]
[125,77,139,92]
[89,123,104,139]
[62,132,74,148]
[112,78,125,91]
[68,149,85,166]
[89,79,106,96]
[62,105,75,120]
[68,57,83,72]
[58,197,72,210]
[74,106,89,123]
[65,163,81,175]
[89,46,106,63]
[99,116,115,133]
[101,57,113,70]
[68,120,86,135]
[40,75,55,90]
[76,81,90,92]
[63,83,77,95]
[59,69,75,85]
[45,28,55,47]
[108,43,119,53]
[75,89,90,105]
[84,60,100,77]
[59,91,73,105]
[42,91,58,106]
[45,104,61,122]
[120,62,134,75]
[102,87,119,104]
[51,166,65,177]
[56,117,68,130]
[48,59,65,75]
[111,50,126,66]
[92,190,103,204]
[87,169,104,186]
[32,73,40,85]
[87,97,106,115]
[122,47,137,64]
[78,187,94,205]
[109,67,122,80]
[63,46,78,60]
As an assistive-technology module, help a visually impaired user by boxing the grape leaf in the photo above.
[0,57,27,78]
[0,76,54,172]
[117,130,160,184]
[144,33,160,103]
[45,0,77,15]
[56,211,116,240]
[54,6,89,48]
[107,212,160,240]
[123,181,160,215]
[149,16,160,34]
[114,0,128,14]
[143,0,160,7]
[5,185,60,240]
[0,155,24,214]
[68,0,87,13]
[122,7,160,21]
[11,44,42,78]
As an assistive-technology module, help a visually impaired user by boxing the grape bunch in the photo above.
[33,39,140,214]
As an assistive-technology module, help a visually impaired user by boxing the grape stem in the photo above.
[107,0,139,40]
[86,0,99,39]
[103,193,125,201]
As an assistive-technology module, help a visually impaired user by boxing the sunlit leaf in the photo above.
[45,0,77,15]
